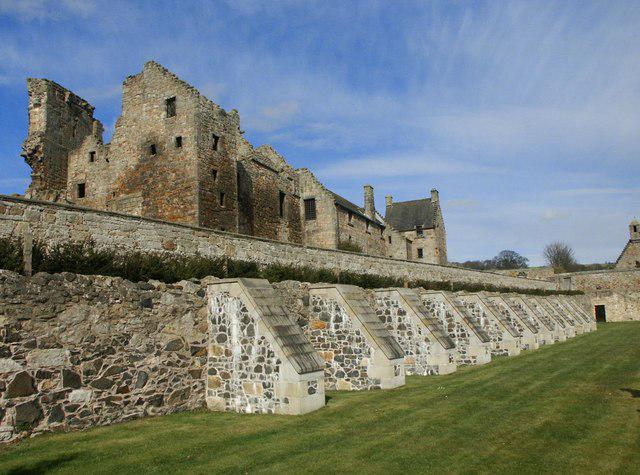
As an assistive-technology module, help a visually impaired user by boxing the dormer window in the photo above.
[89,151,96,162]
[165,97,176,118]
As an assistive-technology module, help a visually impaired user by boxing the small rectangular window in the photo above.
[388,236,392,244]
[150,144,157,156]
[165,97,176,117]
[416,225,423,236]
[634,225,638,232]
[279,191,286,218]
[175,136,182,148]
[77,183,86,199]
[219,191,226,207]
[417,248,424,258]
[366,221,370,233]
[212,169,218,182]
[89,151,96,162]
[304,198,316,220]
[348,212,353,224]
[212,133,220,151]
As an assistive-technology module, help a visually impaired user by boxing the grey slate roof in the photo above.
[233,278,325,375]
[329,192,385,227]
[385,198,435,232]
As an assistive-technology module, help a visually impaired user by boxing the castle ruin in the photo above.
[21,61,447,265]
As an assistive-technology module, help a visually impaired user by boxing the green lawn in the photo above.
[1,323,639,475]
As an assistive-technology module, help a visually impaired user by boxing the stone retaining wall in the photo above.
[0,270,208,443]
[0,195,556,291]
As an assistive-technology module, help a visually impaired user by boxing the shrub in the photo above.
[0,237,23,273]
[337,240,362,253]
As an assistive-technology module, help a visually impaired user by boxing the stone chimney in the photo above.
[630,219,640,240]
[430,188,439,204]
[364,184,375,219]
[385,195,393,207]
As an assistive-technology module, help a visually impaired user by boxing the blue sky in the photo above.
[1,0,639,265]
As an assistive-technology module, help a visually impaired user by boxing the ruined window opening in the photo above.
[89,151,96,162]
[304,198,316,220]
[279,191,286,218]
[417,248,424,258]
[634,225,638,233]
[388,236,392,244]
[175,136,182,148]
[348,212,353,225]
[366,221,370,233]
[212,169,218,182]
[219,191,226,207]
[150,144,157,156]
[416,225,423,236]
[77,183,86,199]
[636,261,640,268]
[165,97,176,118]
[212,133,220,151]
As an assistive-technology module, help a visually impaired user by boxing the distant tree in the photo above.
[491,250,529,269]
[543,241,577,272]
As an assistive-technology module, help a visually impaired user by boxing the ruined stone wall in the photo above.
[615,240,640,270]
[22,79,100,201]
[0,195,557,291]
[0,270,208,443]
[297,168,339,249]
[335,206,386,256]
[237,146,303,244]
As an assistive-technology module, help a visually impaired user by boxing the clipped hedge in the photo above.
[0,237,582,295]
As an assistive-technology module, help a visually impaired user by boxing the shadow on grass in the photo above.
[620,388,640,398]
[6,454,78,474]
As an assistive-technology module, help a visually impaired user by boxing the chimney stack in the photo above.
[364,184,375,219]
[430,189,439,205]
[385,195,393,207]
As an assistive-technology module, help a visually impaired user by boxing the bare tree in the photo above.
[543,241,576,272]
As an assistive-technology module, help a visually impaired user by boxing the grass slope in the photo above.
[1,323,639,474]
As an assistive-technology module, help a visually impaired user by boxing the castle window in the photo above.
[279,191,286,218]
[219,191,226,207]
[304,198,316,220]
[175,136,182,148]
[165,97,176,117]
[417,248,424,258]
[416,225,423,236]
[634,225,638,233]
[212,133,220,151]
[348,212,353,225]
[366,221,370,234]
[212,169,218,182]
[89,151,96,162]
[77,183,86,199]
[150,144,157,156]
[636,261,640,268]
[388,236,392,244]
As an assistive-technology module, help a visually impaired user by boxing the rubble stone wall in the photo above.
[0,195,556,292]
[0,270,208,443]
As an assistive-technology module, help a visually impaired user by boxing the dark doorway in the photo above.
[595,305,606,322]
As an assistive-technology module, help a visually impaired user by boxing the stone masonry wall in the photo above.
[305,295,379,391]
[207,293,283,413]
[421,296,475,365]
[458,298,514,356]
[0,270,208,443]
[374,295,450,375]
[0,195,556,292]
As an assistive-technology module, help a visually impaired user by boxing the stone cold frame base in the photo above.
[456,293,522,357]
[307,284,406,391]
[420,291,492,366]
[523,296,568,342]
[505,295,555,346]
[544,297,583,335]
[373,288,457,376]
[479,295,540,351]
[537,297,577,339]
[561,296,597,332]
[554,296,595,333]
[206,279,325,415]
